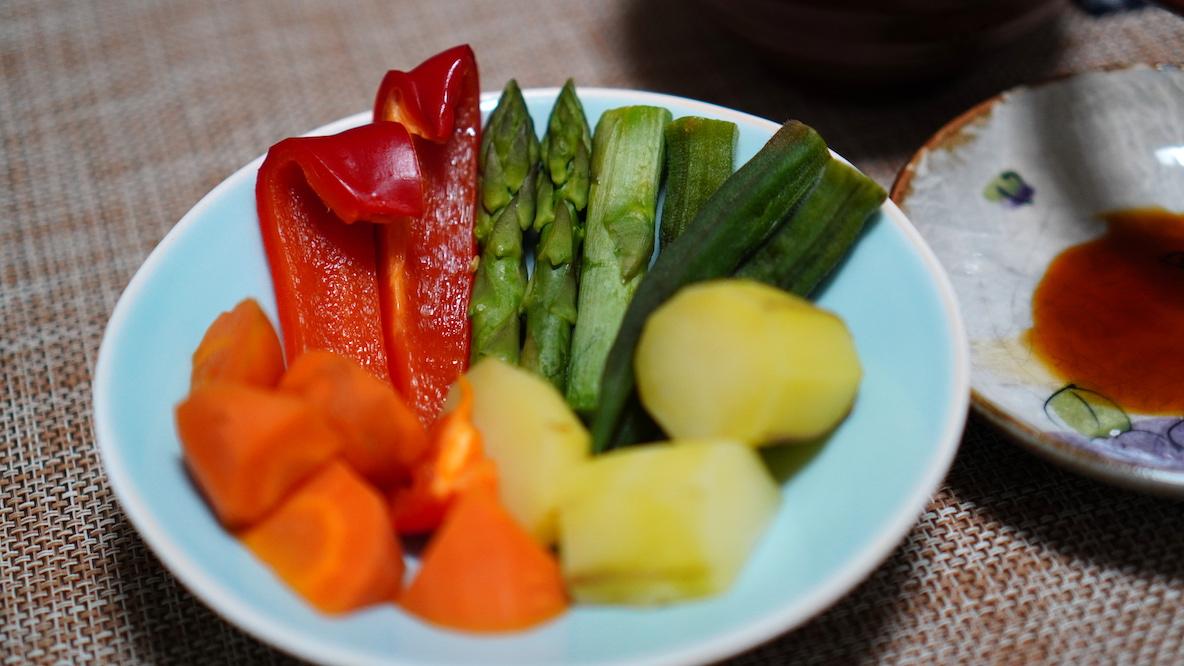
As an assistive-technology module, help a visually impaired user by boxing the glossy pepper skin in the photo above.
[387,378,497,534]
[256,122,424,381]
[373,45,480,424]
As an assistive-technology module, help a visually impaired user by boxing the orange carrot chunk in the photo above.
[241,461,405,614]
[176,383,341,529]
[400,488,568,632]
[387,378,497,534]
[279,349,428,487]
[191,298,285,389]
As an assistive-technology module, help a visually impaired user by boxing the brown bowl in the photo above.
[697,0,1066,85]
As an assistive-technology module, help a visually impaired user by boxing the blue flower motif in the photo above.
[983,171,1034,207]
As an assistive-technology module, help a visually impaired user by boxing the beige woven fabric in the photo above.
[3,0,1184,662]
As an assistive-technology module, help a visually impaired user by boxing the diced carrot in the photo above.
[176,383,341,529]
[279,349,428,487]
[191,299,285,389]
[387,378,497,534]
[241,461,404,614]
[400,488,568,632]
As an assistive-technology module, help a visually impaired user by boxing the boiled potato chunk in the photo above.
[461,358,590,545]
[558,439,779,604]
[636,279,860,445]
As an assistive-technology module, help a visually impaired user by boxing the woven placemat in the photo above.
[3,0,1184,662]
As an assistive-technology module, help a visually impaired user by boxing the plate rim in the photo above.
[889,64,1184,498]
[93,86,971,665]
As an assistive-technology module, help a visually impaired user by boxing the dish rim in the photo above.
[93,86,971,665]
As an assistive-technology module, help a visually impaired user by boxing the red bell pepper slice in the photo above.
[373,45,480,423]
[387,378,498,534]
[256,122,424,380]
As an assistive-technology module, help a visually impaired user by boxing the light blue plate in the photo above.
[93,89,969,666]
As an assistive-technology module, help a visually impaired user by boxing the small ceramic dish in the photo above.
[894,65,1184,496]
[94,88,969,665]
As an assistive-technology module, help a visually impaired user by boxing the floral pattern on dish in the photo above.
[1043,384,1184,470]
[983,171,1034,207]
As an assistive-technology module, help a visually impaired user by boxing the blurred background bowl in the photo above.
[695,0,1067,86]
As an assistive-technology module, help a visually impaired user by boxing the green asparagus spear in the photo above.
[566,105,672,414]
[470,80,539,364]
[521,81,592,390]
[660,117,737,246]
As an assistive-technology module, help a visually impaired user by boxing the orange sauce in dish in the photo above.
[1028,207,1184,414]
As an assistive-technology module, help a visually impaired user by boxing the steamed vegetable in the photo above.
[558,439,779,604]
[590,120,830,452]
[636,280,861,444]
[190,298,284,390]
[256,122,425,383]
[279,349,428,487]
[659,116,737,246]
[387,378,498,534]
[736,158,885,295]
[463,358,590,544]
[470,80,538,364]
[183,51,890,630]
[373,44,481,424]
[176,382,341,529]
[522,80,592,390]
[241,461,405,614]
[566,105,672,414]
[401,488,569,632]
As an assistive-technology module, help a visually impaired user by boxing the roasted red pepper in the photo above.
[373,45,480,424]
[256,122,424,380]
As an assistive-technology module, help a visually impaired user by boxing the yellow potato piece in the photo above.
[558,439,780,605]
[635,279,861,445]
[460,358,590,545]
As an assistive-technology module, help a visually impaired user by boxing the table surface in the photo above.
[4,0,1184,663]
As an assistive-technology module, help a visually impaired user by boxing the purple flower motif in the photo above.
[1052,417,1184,470]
